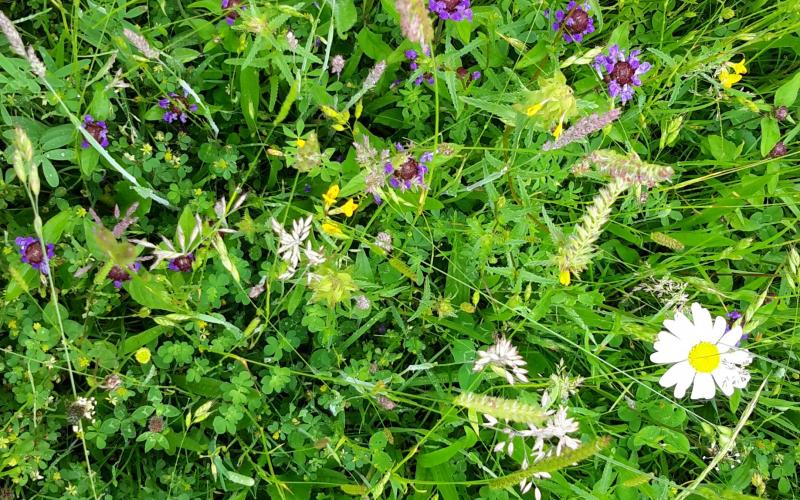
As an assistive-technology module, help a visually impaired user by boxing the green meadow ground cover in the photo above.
[1,0,800,498]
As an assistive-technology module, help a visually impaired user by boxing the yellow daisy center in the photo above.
[687,342,720,373]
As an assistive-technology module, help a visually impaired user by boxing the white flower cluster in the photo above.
[473,335,528,385]
[271,216,325,281]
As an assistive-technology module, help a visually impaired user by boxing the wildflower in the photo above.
[414,72,435,86]
[594,45,651,103]
[428,0,473,21]
[516,72,578,131]
[158,90,199,124]
[378,395,396,410]
[222,0,246,25]
[339,199,358,217]
[473,335,529,385]
[148,415,165,433]
[134,347,152,364]
[768,141,787,158]
[321,221,344,237]
[385,151,432,191]
[122,28,159,59]
[166,253,193,272]
[271,216,313,278]
[396,0,434,49]
[322,185,340,207]
[405,49,419,70]
[67,397,97,432]
[107,262,141,287]
[81,115,109,149]
[15,236,55,275]
[364,60,387,90]
[542,108,621,151]
[309,266,359,307]
[375,232,393,253]
[0,11,26,57]
[286,30,298,51]
[551,2,595,43]
[331,54,345,76]
[100,374,122,391]
[355,295,370,310]
[131,213,203,270]
[718,70,741,89]
[471,70,481,80]
[651,303,753,399]
[774,106,789,121]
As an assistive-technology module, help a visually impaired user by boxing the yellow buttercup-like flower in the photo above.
[729,58,747,75]
[134,347,151,364]
[339,199,359,217]
[322,185,340,207]
[718,70,742,89]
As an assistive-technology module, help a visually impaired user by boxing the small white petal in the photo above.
[651,342,690,364]
[717,326,744,352]
[663,311,694,341]
[690,372,716,400]
[659,361,694,396]
[691,303,714,339]
[722,348,752,366]
[709,316,728,343]
[713,368,736,396]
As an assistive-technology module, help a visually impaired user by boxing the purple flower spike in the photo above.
[168,254,195,272]
[387,151,432,192]
[405,49,418,60]
[429,0,472,22]
[159,91,198,124]
[594,44,651,104]
[108,261,141,288]
[551,2,595,43]
[15,236,55,275]
[81,115,110,149]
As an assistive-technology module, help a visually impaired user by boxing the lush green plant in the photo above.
[1,0,799,498]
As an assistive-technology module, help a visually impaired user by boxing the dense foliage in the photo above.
[1,0,799,498]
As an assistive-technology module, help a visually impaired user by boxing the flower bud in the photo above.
[769,141,787,158]
[774,106,789,122]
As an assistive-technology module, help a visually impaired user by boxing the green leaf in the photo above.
[127,274,181,312]
[223,469,256,487]
[775,70,800,107]
[760,117,781,157]
[40,158,59,187]
[240,66,260,132]
[418,428,477,468]
[334,0,358,37]
[273,79,298,125]
[120,326,167,356]
[355,28,392,61]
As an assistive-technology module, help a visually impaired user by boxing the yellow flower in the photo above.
[272,431,280,440]
[164,150,173,162]
[322,185,340,207]
[730,58,747,75]
[141,143,153,155]
[295,138,306,147]
[194,188,203,197]
[78,357,90,369]
[134,347,151,364]
[525,103,544,116]
[559,270,571,286]
[718,70,742,89]
[33,322,42,331]
[321,221,344,237]
[553,120,564,140]
[75,206,87,218]
[339,198,358,217]
[8,320,17,330]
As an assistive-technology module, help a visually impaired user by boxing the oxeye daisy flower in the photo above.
[473,335,529,385]
[594,44,651,103]
[551,1,595,43]
[15,236,55,275]
[222,0,246,25]
[385,151,432,191]
[428,0,472,22]
[158,90,199,124]
[81,115,109,149]
[650,303,753,400]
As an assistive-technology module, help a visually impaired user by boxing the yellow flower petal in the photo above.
[296,139,306,147]
[322,185,340,207]
[730,59,747,75]
[134,347,151,364]
[559,270,571,286]
[525,103,544,116]
[553,121,564,140]
[321,221,344,237]
[339,198,358,217]
[718,70,741,89]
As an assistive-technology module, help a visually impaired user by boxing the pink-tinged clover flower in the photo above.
[158,90,199,124]
[429,0,472,21]
[15,236,55,275]
[81,115,109,149]
[222,0,246,25]
[386,151,432,191]
[594,44,651,103]
[551,2,595,43]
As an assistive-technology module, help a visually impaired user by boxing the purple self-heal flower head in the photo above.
[168,253,195,272]
[385,151,431,191]
[551,2,595,43]
[15,236,55,275]
[405,49,418,60]
[222,0,245,25]
[594,44,651,103]
[471,70,481,80]
[429,0,472,22]
[81,115,109,149]
[158,90,199,124]
[108,261,141,288]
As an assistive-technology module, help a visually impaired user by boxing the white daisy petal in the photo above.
[709,316,728,343]
[691,303,714,340]
[717,326,744,352]
[658,361,693,392]
[650,342,690,364]
[663,313,694,341]
[713,368,736,396]
[721,348,753,366]
[690,372,716,400]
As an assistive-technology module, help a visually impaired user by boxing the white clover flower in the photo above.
[473,335,528,385]
[651,303,753,400]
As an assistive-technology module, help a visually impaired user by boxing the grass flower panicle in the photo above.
[551,1,595,43]
[542,108,621,151]
[573,149,674,188]
[594,45,651,103]
[0,11,26,57]
[651,303,753,399]
[364,60,387,90]
[123,28,159,59]
[396,0,434,49]
[375,231,393,253]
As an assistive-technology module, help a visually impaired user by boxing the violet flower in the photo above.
[405,49,419,70]
[594,45,651,103]
[15,236,55,275]
[429,0,472,21]
[81,115,109,149]
[551,2,595,43]
[158,90,199,124]
[386,151,432,191]
[222,0,246,25]
[108,262,141,288]
[168,254,195,272]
